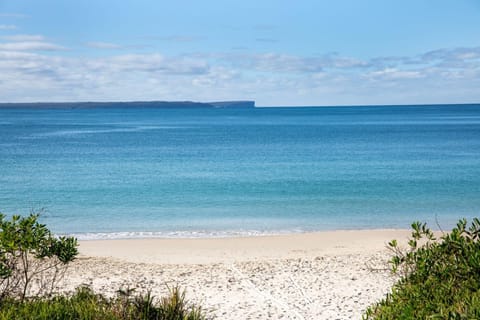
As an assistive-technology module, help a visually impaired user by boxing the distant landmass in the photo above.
[0,100,255,109]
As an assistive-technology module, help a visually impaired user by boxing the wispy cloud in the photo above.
[85,41,123,49]
[0,13,28,18]
[0,45,479,105]
[85,41,149,50]
[0,41,66,51]
[231,46,249,51]
[103,54,209,75]
[0,33,67,52]
[219,52,367,73]
[368,47,480,69]
[366,68,424,80]
[0,24,17,30]
[421,47,480,62]
[144,35,204,43]
[253,24,276,31]
[255,38,278,43]
[1,34,45,42]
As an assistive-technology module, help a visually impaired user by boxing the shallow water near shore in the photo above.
[1,104,479,239]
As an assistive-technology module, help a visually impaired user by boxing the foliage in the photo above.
[0,213,78,301]
[0,286,208,320]
[364,218,480,319]
[0,212,207,319]
[156,286,206,320]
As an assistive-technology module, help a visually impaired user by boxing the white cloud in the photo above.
[94,53,210,75]
[221,53,324,73]
[0,45,479,105]
[1,34,45,42]
[253,24,277,31]
[219,52,368,73]
[0,41,66,51]
[0,13,27,18]
[143,35,204,43]
[255,38,278,43]
[85,41,123,49]
[0,24,17,30]
[367,68,423,80]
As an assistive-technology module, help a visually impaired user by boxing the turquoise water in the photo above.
[1,105,479,239]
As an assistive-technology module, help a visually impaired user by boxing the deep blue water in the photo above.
[1,105,479,239]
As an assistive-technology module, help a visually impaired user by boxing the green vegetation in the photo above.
[0,213,78,300]
[0,213,208,319]
[0,286,206,320]
[364,218,480,319]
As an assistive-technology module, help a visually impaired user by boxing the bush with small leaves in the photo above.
[0,213,78,301]
[364,218,480,319]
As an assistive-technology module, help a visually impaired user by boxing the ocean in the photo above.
[1,104,479,239]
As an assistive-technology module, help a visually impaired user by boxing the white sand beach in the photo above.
[60,230,411,319]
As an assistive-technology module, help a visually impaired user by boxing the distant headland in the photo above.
[0,100,255,109]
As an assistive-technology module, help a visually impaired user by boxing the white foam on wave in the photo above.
[63,228,307,241]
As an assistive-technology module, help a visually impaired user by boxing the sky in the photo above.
[0,0,479,106]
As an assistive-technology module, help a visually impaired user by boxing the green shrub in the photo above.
[0,286,208,320]
[0,286,119,320]
[0,212,208,319]
[364,218,480,319]
[0,213,78,301]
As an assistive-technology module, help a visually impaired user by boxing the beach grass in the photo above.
[0,286,207,320]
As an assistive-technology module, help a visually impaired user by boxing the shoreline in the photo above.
[78,229,412,264]
[68,227,411,241]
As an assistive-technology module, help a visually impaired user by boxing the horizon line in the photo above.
[0,100,479,109]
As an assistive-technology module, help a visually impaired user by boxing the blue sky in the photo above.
[0,0,479,106]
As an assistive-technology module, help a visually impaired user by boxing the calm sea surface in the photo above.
[1,105,479,239]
